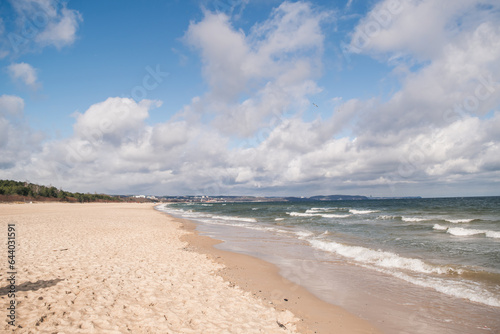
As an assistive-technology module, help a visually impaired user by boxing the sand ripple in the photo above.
[1,203,298,333]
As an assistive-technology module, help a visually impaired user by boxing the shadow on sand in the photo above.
[0,278,64,296]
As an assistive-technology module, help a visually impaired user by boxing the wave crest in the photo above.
[309,240,458,275]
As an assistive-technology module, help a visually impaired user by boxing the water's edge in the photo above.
[154,205,384,334]
[156,201,500,334]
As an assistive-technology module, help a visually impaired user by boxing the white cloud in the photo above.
[1,1,500,197]
[10,97,229,194]
[352,10,500,138]
[328,0,500,195]
[72,97,161,146]
[0,95,25,115]
[349,0,499,61]
[35,6,83,49]
[7,62,41,89]
[0,17,9,58]
[5,0,82,54]
[0,95,43,170]
[185,2,330,136]
[185,12,249,101]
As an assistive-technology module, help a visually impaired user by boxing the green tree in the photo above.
[57,190,66,200]
[15,186,29,196]
[48,186,58,198]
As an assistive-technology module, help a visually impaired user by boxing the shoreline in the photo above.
[0,202,381,333]
[168,212,382,334]
[157,201,500,334]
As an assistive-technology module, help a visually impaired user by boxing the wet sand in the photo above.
[178,217,381,334]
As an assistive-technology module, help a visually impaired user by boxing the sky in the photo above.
[0,0,499,197]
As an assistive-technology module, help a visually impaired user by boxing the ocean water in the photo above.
[157,197,500,333]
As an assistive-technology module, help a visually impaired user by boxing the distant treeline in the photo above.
[0,179,121,203]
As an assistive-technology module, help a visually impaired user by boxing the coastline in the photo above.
[0,202,381,333]
[158,200,500,334]
[169,212,382,334]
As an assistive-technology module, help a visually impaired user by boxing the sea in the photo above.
[156,197,500,333]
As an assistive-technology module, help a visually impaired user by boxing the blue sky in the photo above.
[1,0,499,197]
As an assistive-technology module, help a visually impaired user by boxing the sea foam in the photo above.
[288,212,317,217]
[379,269,500,308]
[349,209,379,214]
[321,214,351,218]
[447,227,500,238]
[288,212,350,218]
[306,208,333,213]
[309,239,458,275]
[212,215,257,223]
[433,224,448,231]
[446,218,474,224]
[401,217,427,222]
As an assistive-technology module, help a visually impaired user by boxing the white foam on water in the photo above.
[446,218,474,223]
[375,268,500,308]
[401,217,427,222]
[183,212,212,219]
[486,230,500,238]
[212,215,257,223]
[157,206,213,220]
[197,219,251,230]
[321,214,351,218]
[288,212,317,217]
[309,239,500,307]
[289,212,350,219]
[295,231,314,239]
[306,208,336,213]
[349,209,379,214]
[448,227,481,236]
[306,208,345,213]
[377,215,399,220]
[245,225,289,234]
[433,224,448,231]
[185,213,292,236]
[309,239,458,275]
[275,218,285,221]
[447,227,500,239]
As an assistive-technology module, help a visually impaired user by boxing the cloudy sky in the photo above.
[0,0,499,197]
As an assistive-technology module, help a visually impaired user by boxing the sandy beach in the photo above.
[0,202,380,333]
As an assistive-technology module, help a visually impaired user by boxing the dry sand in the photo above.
[0,202,381,333]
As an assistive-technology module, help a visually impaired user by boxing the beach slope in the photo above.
[0,203,379,333]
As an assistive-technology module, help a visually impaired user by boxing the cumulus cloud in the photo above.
[185,1,330,136]
[0,95,43,170]
[190,0,500,196]
[1,1,499,197]
[3,0,82,55]
[0,95,25,115]
[347,0,500,138]
[7,62,41,89]
[20,98,162,191]
[72,97,162,146]
[327,0,500,194]
[8,97,226,194]
[348,0,499,61]
[35,6,82,49]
